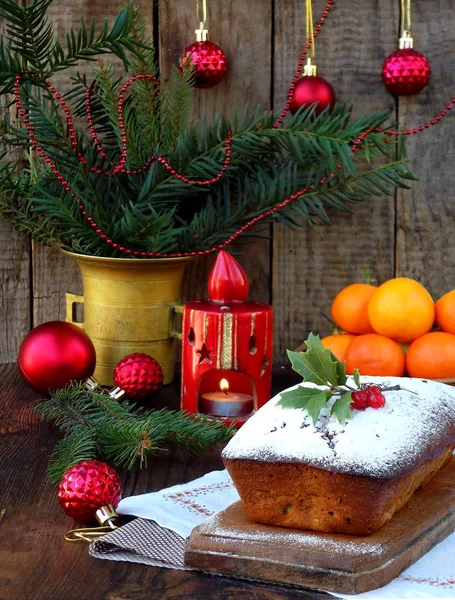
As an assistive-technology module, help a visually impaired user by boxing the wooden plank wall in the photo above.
[0,0,453,367]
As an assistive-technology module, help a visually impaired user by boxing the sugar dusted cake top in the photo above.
[222,377,455,479]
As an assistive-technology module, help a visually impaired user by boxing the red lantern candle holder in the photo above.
[181,251,273,427]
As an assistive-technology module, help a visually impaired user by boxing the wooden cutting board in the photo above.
[184,458,455,595]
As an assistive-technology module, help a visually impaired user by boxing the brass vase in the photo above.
[63,251,192,385]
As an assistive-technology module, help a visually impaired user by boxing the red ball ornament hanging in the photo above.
[181,40,228,89]
[289,59,335,116]
[382,46,430,96]
[58,459,122,523]
[112,352,164,400]
[382,3,430,98]
[18,321,96,395]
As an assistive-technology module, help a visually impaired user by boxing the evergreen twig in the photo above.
[35,383,235,484]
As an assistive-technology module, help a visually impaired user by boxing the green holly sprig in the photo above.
[278,333,362,424]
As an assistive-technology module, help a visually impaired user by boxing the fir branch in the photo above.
[35,383,235,482]
[47,426,98,484]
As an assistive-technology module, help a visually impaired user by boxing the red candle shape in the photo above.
[208,250,249,302]
[181,251,273,427]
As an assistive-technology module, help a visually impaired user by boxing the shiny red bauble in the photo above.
[113,352,164,399]
[289,76,336,115]
[58,459,122,522]
[18,321,96,395]
[181,40,228,88]
[382,48,431,96]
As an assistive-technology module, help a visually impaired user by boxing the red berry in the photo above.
[367,385,386,408]
[351,390,369,410]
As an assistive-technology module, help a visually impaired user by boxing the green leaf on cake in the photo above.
[331,392,353,423]
[335,355,348,386]
[353,369,361,388]
[281,332,359,423]
[277,387,331,425]
[287,333,340,386]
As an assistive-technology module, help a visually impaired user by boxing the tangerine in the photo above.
[345,333,405,377]
[406,331,455,379]
[321,334,356,362]
[368,277,435,343]
[435,290,455,335]
[331,283,377,334]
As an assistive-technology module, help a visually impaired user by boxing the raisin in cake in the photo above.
[222,376,455,535]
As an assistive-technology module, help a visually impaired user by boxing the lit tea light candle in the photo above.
[200,378,254,417]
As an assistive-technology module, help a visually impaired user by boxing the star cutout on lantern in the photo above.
[197,343,213,364]
[260,356,269,376]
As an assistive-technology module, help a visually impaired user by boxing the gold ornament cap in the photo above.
[95,504,119,528]
[399,30,414,49]
[109,386,126,400]
[195,23,208,41]
[303,57,318,77]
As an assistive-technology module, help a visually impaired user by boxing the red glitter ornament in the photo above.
[382,48,431,96]
[18,321,96,395]
[58,459,122,522]
[113,352,164,399]
[181,40,228,89]
[289,74,336,116]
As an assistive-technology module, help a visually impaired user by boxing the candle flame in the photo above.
[219,378,229,392]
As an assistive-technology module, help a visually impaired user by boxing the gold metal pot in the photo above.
[63,250,192,385]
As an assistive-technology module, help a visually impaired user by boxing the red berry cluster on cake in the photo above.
[222,336,455,535]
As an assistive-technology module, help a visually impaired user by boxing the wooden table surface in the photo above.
[0,364,334,600]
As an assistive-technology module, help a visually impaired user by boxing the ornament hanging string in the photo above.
[400,0,411,34]
[196,0,207,32]
[306,0,315,60]
[13,1,454,258]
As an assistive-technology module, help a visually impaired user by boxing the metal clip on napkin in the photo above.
[64,505,119,543]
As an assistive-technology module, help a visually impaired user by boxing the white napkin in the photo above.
[94,469,455,598]
[116,469,240,538]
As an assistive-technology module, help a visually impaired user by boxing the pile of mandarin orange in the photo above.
[322,278,455,380]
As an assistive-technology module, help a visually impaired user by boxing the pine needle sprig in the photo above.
[35,382,235,483]
[47,426,98,484]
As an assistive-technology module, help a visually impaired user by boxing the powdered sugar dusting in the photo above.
[222,377,455,478]
[201,510,384,558]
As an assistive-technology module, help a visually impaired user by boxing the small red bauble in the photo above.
[382,49,431,96]
[181,40,228,89]
[113,352,164,399]
[18,321,96,395]
[58,459,122,522]
[289,76,336,116]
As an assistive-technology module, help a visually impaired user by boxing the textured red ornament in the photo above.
[181,40,228,89]
[113,352,164,399]
[289,76,336,115]
[208,251,249,302]
[18,321,96,395]
[382,48,431,96]
[58,459,122,522]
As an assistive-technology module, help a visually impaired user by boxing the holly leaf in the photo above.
[353,368,361,388]
[277,386,332,425]
[287,333,340,387]
[335,355,347,386]
[331,391,353,423]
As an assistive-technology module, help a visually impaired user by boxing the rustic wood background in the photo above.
[0,0,454,366]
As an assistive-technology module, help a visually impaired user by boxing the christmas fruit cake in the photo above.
[222,376,455,535]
